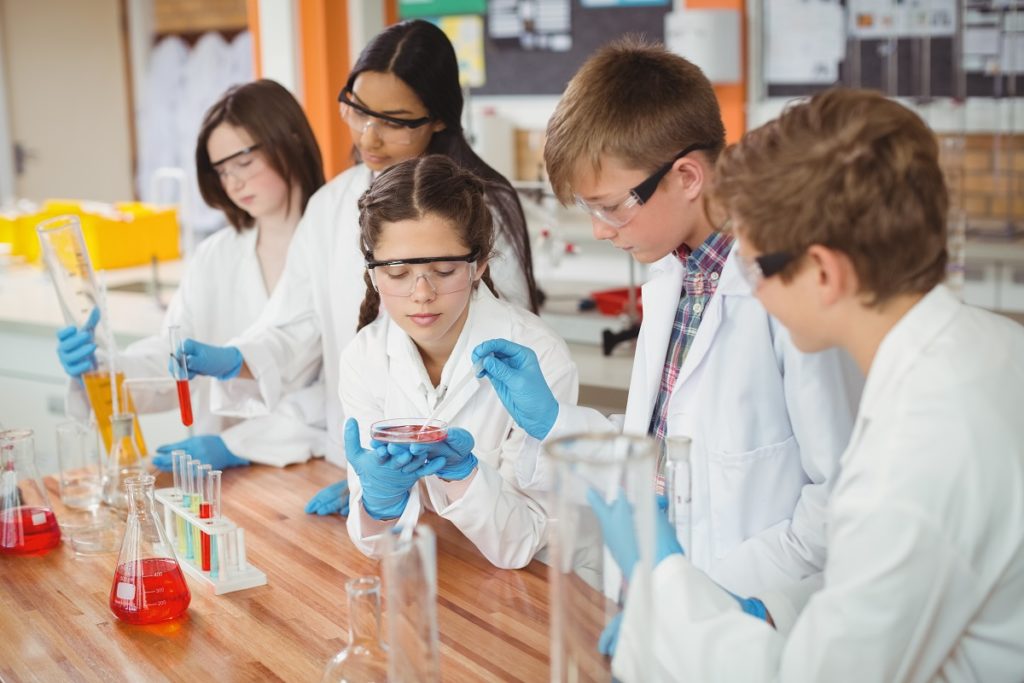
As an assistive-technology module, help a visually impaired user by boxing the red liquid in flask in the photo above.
[109,558,191,624]
[0,506,61,556]
[374,424,447,443]
[176,379,193,427]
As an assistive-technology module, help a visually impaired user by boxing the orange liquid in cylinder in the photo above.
[109,558,191,624]
[82,371,148,455]
[0,506,62,556]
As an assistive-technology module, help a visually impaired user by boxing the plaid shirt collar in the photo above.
[674,231,734,295]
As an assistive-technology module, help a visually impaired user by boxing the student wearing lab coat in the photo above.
[475,38,862,634]
[327,155,576,568]
[604,88,1024,683]
[56,80,327,469]
[184,21,541,508]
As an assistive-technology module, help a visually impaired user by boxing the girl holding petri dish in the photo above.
[332,155,577,569]
[55,79,328,470]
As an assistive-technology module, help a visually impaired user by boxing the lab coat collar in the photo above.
[858,285,960,419]
[648,240,750,299]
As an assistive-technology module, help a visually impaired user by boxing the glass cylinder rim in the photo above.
[123,474,155,490]
[35,213,82,236]
[544,431,658,465]
[0,428,34,442]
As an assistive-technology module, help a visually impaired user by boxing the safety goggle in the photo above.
[211,144,265,185]
[338,89,433,146]
[365,252,479,298]
[736,249,797,290]
[573,142,713,228]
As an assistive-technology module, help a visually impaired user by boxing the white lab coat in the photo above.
[67,227,327,466]
[613,285,1024,683]
[213,164,535,465]
[519,245,862,618]
[136,37,188,201]
[341,287,579,569]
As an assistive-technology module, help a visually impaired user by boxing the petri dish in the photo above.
[370,418,448,444]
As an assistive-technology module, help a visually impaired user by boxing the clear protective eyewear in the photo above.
[338,89,432,146]
[211,144,265,185]
[366,252,479,298]
[573,142,713,228]
[736,249,797,290]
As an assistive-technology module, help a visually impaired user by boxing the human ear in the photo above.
[806,245,851,307]
[671,156,706,201]
[474,259,489,282]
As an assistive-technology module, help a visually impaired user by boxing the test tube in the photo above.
[177,457,192,555]
[168,325,193,427]
[236,528,246,572]
[186,459,200,560]
[193,465,210,561]
[208,470,222,578]
[170,449,186,498]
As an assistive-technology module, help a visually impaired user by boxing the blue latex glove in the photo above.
[153,435,250,471]
[305,480,351,516]
[408,427,478,481]
[181,339,243,380]
[345,418,447,521]
[728,592,770,621]
[586,491,684,580]
[472,339,558,440]
[598,611,623,656]
[55,307,100,378]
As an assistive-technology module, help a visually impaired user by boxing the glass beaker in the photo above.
[321,576,388,683]
[0,429,62,556]
[109,474,190,624]
[56,421,103,510]
[544,432,658,683]
[102,413,146,513]
[382,526,440,682]
[664,435,692,554]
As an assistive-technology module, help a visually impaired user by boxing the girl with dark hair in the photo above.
[332,155,575,568]
[56,79,328,470]
[183,21,541,515]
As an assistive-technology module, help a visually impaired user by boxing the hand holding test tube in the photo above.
[168,326,193,427]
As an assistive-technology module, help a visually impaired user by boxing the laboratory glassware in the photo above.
[102,413,146,513]
[56,420,119,536]
[109,474,191,624]
[664,435,692,554]
[168,325,193,427]
[370,418,448,444]
[383,526,440,682]
[321,576,388,683]
[0,429,62,556]
[544,432,658,683]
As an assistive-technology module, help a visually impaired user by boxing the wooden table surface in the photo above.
[0,460,609,682]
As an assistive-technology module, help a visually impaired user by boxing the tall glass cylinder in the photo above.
[321,576,388,683]
[544,432,658,683]
[664,435,692,554]
[382,526,440,683]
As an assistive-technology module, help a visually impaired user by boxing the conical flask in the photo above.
[321,577,389,683]
[0,429,62,556]
[109,474,190,624]
[102,413,146,513]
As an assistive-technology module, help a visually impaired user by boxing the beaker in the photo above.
[544,432,658,683]
[109,474,190,624]
[664,435,692,554]
[382,526,440,682]
[102,413,146,513]
[56,420,118,533]
[321,576,388,683]
[0,429,62,556]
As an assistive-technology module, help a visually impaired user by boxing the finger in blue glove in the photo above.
[305,479,351,516]
[598,611,624,656]
[586,488,641,579]
[471,339,558,441]
[408,427,478,481]
[181,339,243,380]
[55,307,101,378]
[155,435,250,469]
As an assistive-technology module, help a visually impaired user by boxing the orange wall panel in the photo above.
[684,0,746,143]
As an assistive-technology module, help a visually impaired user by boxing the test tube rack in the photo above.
[154,487,267,595]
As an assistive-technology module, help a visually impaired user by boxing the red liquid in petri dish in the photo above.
[176,379,193,427]
[0,506,62,556]
[109,558,191,624]
[373,424,447,443]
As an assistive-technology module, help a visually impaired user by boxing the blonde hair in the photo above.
[713,88,948,305]
[544,36,726,204]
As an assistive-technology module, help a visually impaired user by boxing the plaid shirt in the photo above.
[648,231,735,483]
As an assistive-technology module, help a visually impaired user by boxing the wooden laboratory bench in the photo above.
[0,459,608,682]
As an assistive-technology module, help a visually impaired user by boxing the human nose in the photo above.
[358,119,383,146]
[409,273,437,302]
[591,217,617,241]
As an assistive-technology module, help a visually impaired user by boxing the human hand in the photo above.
[472,339,558,440]
[180,339,243,380]
[586,491,684,579]
[56,307,100,378]
[153,435,250,471]
[408,427,478,481]
[305,479,351,516]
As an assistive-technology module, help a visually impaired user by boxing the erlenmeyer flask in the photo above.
[109,474,190,624]
[102,413,146,513]
[321,576,389,683]
[0,429,62,556]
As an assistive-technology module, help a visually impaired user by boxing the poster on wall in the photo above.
[432,15,487,87]
[400,0,486,19]
[848,0,956,38]
[488,0,572,51]
[766,0,845,84]
[581,0,668,7]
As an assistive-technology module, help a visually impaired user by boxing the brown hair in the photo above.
[544,35,726,204]
[196,79,325,231]
[356,155,497,330]
[713,88,948,306]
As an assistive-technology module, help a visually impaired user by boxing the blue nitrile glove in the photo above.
[728,592,770,621]
[345,418,447,521]
[153,435,250,471]
[586,491,684,580]
[407,427,478,481]
[598,611,623,656]
[472,339,558,440]
[181,339,243,380]
[55,307,100,378]
[305,480,351,516]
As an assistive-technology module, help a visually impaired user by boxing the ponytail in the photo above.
[356,270,381,331]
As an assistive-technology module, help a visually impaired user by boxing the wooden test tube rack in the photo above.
[154,487,267,595]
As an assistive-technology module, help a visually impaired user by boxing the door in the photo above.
[0,0,134,202]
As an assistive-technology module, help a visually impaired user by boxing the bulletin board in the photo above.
[471,1,673,96]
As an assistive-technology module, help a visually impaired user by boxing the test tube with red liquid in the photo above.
[168,326,193,427]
